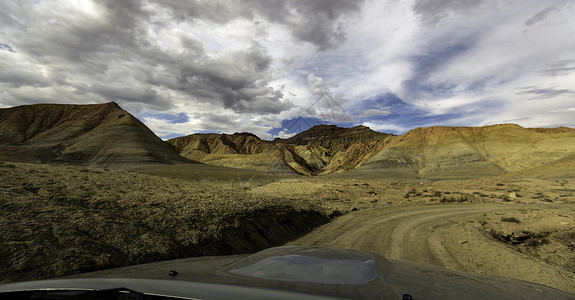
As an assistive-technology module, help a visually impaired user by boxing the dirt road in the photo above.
[287,203,575,294]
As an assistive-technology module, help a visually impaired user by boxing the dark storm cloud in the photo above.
[253,0,363,50]
[517,86,575,100]
[412,0,487,25]
[24,4,134,59]
[0,0,296,114]
[0,59,50,88]
[170,42,293,113]
[154,0,245,24]
[537,60,575,77]
[203,113,238,128]
[158,0,364,50]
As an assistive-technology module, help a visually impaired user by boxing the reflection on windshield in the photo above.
[229,255,377,285]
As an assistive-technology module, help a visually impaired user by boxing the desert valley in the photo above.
[1,102,574,295]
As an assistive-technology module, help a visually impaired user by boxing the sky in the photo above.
[1,0,574,140]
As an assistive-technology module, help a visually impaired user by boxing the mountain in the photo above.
[1,102,573,179]
[168,123,575,178]
[280,124,387,147]
[168,132,310,175]
[354,124,575,180]
[167,125,393,175]
[0,102,191,168]
[280,125,394,174]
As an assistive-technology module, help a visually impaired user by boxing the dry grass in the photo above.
[1,160,574,286]
[0,162,328,283]
[477,207,575,273]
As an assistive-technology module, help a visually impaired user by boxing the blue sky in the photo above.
[1,0,574,139]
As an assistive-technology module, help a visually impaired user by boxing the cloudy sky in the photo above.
[1,0,574,139]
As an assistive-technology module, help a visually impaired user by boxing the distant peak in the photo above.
[104,101,121,108]
[487,123,523,129]
[281,123,388,145]
[306,124,373,132]
[307,124,340,130]
[231,132,261,139]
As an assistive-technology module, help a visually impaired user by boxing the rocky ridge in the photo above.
[167,125,393,175]
[1,103,574,179]
[0,102,190,167]
[355,124,575,179]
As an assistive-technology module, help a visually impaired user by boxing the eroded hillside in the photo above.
[168,123,575,179]
[354,124,575,180]
[167,125,393,175]
[0,102,190,167]
[0,162,330,283]
[1,103,574,180]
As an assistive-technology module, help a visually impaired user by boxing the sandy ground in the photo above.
[1,161,574,295]
[247,174,575,294]
[287,203,575,294]
[66,172,575,295]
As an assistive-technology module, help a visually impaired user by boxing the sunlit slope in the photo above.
[0,102,191,167]
[355,124,575,180]
[168,133,311,175]
[285,125,394,175]
[4,102,571,178]
[168,125,393,175]
[481,125,575,172]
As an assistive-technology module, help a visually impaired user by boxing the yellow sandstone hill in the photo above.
[354,124,575,180]
[1,102,573,179]
[0,102,191,167]
[168,132,310,175]
[167,125,393,175]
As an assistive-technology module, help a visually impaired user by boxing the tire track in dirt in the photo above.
[288,204,575,294]
[288,205,503,270]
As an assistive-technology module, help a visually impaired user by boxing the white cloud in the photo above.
[1,0,574,140]
[273,130,297,139]
[307,73,325,96]
[360,121,409,135]
[550,108,575,113]
[359,108,392,118]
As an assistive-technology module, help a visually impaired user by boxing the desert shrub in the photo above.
[488,230,550,247]
[0,162,16,168]
[501,217,521,223]
[440,195,468,203]
[0,162,333,283]
[552,231,575,249]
